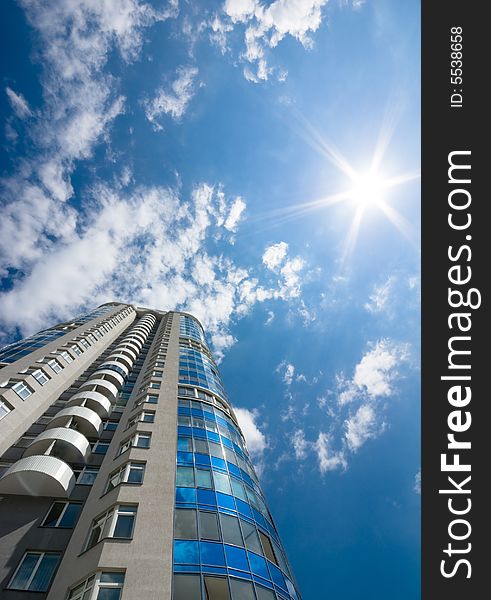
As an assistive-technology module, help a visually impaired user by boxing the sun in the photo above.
[348,171,386,208]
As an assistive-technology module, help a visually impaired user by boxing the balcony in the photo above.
[66,390,112,417]
[23,427,91,463]
[89,369,125,390]
[78,378,119,401]
[0,455,75,497]
[47,405,102,439]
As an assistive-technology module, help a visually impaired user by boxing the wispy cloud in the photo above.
[364,275,420,318]
[413,469,421,494]
[262,241,306,298]
[215,0,330,81]
[5,87,32,119]
[143,65,200,131]
[288,339,410,473]
[1,0,177,272]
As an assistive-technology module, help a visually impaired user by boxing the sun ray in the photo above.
[377,200,418,247]
[340,206,364,267]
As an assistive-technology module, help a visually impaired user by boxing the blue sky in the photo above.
[0,1,420,598]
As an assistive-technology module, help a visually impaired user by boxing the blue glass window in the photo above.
[176,487,197,505]
[235,499,253,519]
[224,545,249,572]
[176,452,194,466]
[247,552,269,580]
[177,437,192,452]
[268,562,286,590]
[195,453,211,467]
[197,489,217,507]
[174,540,199,564]
[216,493,235,511]
[200,542,225,566]
[212,457,227,471]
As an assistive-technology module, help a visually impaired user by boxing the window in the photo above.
[176,466,195,487]
[103,419,119,431]
[259,531,277,564]
[92,440,110,455]
[173,574,201,600]
[77,466,99,485]
[152,370,163,377]
[119,433,151,455]
[68,571,125,600]
[140,410,155,423]
[199,511,220,541]
[42,501,81,528]
[80,339,90,350]
[174,509,198,539]
[0,398,13,420]
[48,359,63,374]
[60,350,74,363]
[106,462,145,492]
[204,576,230,600]
[85,505,137,550]
[7,551,60,592]
[149,381,160,389]
[32,369,50,386]
[220,514,243,546]
[16,434,36,448]
[12,381,34,400]
[71,344,82,356]
[230,579,255,600]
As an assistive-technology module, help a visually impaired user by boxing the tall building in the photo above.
[0,303,300,600]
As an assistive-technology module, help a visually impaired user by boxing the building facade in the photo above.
[0,303,300,600]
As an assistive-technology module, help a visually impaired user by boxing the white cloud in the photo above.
[277,361,295,385]
[224,0,258,23]
[353,339,408,397]
[233,407,268,458]
[314,432,347,473]
[292,429,308,460]
[5,87,32,119]
[143,66,199,131]
[301,339,411,473]
[414,469,421,494]
[344,404,382,452]
[219,0,329,81]
[1,0,176,272]
[224,197,247,232]
[265,310,275,324]
[262,241,307,300]
[364,275,396,314]
[262,241,288,270]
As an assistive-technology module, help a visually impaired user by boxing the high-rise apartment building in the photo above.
[0,303,300,600]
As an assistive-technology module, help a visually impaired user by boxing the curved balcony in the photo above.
[88,369,125,390]
[23,428,90,464]
[104,352,133,377]
[134,323,152,334]
[114,345,138,362]
[105,353,134,371]
[119,340,141,355]
[123,335,143,350]
[0,455,75,497]
[47,406,102,439]
[66,390,112,418]
[78,378,119,401]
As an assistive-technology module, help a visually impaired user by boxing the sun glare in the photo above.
[348,171,385,208]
